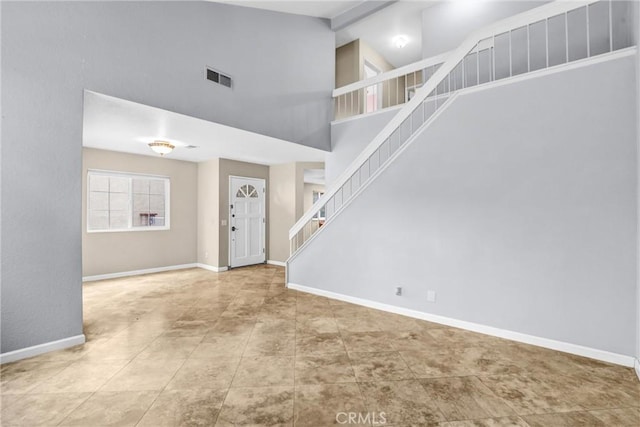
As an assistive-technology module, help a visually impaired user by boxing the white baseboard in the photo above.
[83,263,198,282]
[267,260,287,267]
[635,358,640,380]
[0,334,86,364]
[197,263,228,273]
[288,283,636,368]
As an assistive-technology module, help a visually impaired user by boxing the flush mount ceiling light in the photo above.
[148,141,175,156]
[393,35,409,49]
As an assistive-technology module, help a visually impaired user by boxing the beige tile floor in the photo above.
[1,265,638,426]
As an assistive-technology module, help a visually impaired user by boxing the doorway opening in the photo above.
[364,60,382,113]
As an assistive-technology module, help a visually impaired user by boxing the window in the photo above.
[236,184,258,198]
[313,191,325,220]
[87,170,170,232]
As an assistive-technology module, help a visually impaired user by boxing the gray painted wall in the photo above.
[421,1,546,59]
[1,1,333,354]
[327,108,399,187]
[291,55,638,357]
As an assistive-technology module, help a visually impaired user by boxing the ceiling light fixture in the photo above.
[148,141,175,156]
[393,35,409,49]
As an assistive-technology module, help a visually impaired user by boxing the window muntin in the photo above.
[236,184,258,198]
[87,170,170,232]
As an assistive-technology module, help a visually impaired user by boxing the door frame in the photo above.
[363,60,383,112]
[228,175,266,269]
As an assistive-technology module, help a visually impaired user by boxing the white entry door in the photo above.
[229,176,266,268]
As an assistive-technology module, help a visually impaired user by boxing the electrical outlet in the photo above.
[205,251,209,259]
[395,286,402,296]
[427,290,436,303]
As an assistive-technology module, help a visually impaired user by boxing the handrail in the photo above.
[290,0,597,243]
[332,51,451,98]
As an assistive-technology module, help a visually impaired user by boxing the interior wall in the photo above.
[335,39,402,115]
[359,39,394,77]
[82,149,198,277]
[327,108,399,187]
[1,1,333,354]
[291,55,638,357]
[421,1,547,58]
[197,158,220,268]
[218,159,269,268]
[336,40,361,88]
[269,163,298,263]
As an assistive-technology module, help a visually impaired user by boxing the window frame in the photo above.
[87,169,171,233]
[312,190,326,220]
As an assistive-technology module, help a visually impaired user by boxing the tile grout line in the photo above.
[54,318,176,426]
[205,268,254,426]
[132,321,208,426]
[292,279,298,427]
[391,335,452,424]
[6,266,637,426]
[127,269,222,426]
[213,270,267,426]
[331,299,374,426]
[471,374,524,420]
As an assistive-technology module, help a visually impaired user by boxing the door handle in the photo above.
[232,226,238,231]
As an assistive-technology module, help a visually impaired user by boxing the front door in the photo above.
[229,176,266,268]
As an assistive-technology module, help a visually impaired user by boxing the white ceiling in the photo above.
[212,1,433,69]
[304,169,326,185]
[82,91,326,165]
[215,0,360,19]
[336,1,435,68]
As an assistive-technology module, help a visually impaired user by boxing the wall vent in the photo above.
[185,145,199,149]
[206,67,232,88]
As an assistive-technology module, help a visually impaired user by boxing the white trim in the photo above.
[335,47,636,128]
[291,48,637,255]
[88,168,170,179]
[82,263,197,282]
[267,260,286,267]
[291,0,597,243]
[288,95,458,257]
[287,283,636,368]
[0,334,86,364]
[87,169,171,233]
[331,104,403,126]
[635,359,640,381]
[197,263,228,273]
[333,51,450,97]
[460,47,637,97]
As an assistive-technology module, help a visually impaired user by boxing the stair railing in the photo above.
[290,0,628,259]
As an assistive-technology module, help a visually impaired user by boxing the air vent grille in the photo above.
[185,145,199,149]
[206,67,232,88]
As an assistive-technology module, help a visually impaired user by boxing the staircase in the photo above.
[288,0,635,264]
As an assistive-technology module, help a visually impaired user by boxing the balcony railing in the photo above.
[294,0,635,258]
[333,52,450,121]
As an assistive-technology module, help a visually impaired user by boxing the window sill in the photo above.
[87,226,171,234]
